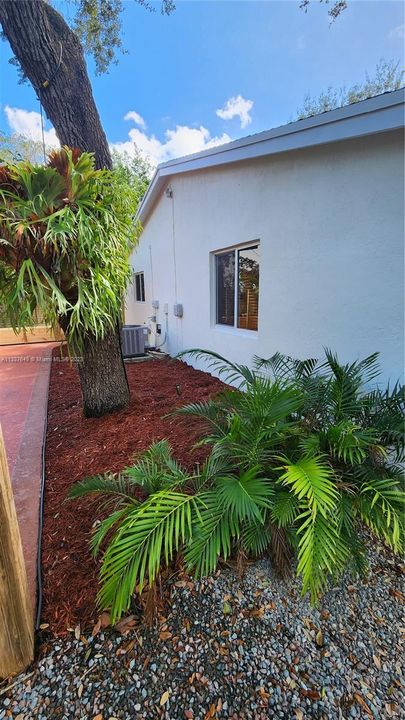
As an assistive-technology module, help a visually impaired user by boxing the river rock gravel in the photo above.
[1,541,403,720]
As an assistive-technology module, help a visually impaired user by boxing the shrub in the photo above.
[70,349,404,620]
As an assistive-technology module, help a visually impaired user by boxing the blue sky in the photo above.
[1,0,404,165]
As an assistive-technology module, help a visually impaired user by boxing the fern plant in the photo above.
[70,349,404,620]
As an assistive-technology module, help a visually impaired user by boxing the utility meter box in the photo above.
[173,303,183,318]
[151,299,159,309]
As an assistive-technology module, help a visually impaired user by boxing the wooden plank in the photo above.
[0,325,63,345]
[0,424,34,678]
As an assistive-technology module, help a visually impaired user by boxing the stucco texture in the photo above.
[125,130,404,386]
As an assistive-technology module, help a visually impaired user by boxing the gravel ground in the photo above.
[1,542,404,720]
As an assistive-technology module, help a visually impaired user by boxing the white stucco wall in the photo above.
[125,130,404,385]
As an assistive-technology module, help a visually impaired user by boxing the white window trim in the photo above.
[212,240,260,334]
[133,271,145,303]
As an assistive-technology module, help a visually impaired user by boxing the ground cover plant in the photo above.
[69,349,404,623]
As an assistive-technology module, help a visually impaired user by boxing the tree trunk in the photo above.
[58,312,130,418]
[0,0,111,169]
[77,324,130,419]
[0,0,131,416]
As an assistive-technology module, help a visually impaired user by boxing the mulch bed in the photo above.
[42,351,225,635]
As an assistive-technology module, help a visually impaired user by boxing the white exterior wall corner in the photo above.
[125,129,405,386]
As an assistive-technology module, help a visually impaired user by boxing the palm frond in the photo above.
[185,490,239,577]
[359,477,404,551]
[214,467,273,523]
[254,352,319,381]
[177,348,256,387]
[296,509,348,602]
[271,488,299,527]
[68,472,139,507]
[277,455,338,517]
[124,440,189,493]
[98,490,201,622]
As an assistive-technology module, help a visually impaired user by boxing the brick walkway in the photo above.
[0,342,55,615]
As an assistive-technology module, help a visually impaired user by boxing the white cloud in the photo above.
[4,105,59,146]
[111,121,231,167]
[124,110,146,130]
[216,94,253,128]
[389,24,405,40]
[3,104,232,169]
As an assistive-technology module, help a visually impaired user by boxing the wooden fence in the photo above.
[0,424,34,678]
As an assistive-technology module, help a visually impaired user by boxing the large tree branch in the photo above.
[0,0,111,169]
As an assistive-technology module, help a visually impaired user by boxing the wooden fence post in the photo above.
[0,424,34,678]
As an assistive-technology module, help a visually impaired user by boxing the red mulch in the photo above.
[42,352,225,635]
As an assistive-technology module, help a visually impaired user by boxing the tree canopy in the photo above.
[296,59,404,120]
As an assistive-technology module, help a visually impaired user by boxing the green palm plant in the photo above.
[69,440,275,622]
[177,348,404,601]
[70,348,404,620]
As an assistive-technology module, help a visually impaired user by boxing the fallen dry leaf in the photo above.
[160,690,170,706]
[300,689,321,701]
[389,588,405,603]
[91,619,101,637]
[373,654,381,669]
[159,631,173,640]
[74,624,81,640]
[114,615,137,635]
[353,692,373,717]
[204,704,217,719]
[315,630,324,647]
[295,710,304,720]
[100,612,111,628]
[184,711,193,719]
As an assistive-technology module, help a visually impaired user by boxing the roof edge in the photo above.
[137,88,405,225]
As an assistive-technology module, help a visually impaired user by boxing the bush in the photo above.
[69,349,404,620]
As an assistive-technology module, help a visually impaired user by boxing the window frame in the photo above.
[133,271,145,303]
[213,241,260,333]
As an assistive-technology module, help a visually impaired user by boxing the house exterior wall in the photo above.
[125,130,404,385]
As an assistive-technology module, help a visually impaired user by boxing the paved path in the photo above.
[0,342,55,615]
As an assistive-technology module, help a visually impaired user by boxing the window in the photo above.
[134,271,145,302]
[215,244,260,331]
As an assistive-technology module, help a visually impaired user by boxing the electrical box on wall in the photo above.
[163,302,169,314]
[173,303,183,318]
[151,299,159,309]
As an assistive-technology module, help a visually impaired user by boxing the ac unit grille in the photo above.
[121,325,148,357]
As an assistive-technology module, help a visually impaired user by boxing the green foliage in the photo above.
[71,0,175,74]
[177,348,404,600]
[70,348,404,620]
[0,147,139,350]
[296,59,404,120]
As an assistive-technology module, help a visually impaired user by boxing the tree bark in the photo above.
[77,324,130,419]
[0,0,131,416]
[0,0,111,169]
